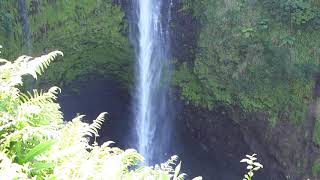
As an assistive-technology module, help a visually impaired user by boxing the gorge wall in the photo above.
[170,0,320,179]
[0,0,133,90]
[1,0,320,179]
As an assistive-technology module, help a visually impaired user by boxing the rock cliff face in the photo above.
[168,0,320,179]
[1,0,319,179]
[179,103,319,179]
[180,105,308,180]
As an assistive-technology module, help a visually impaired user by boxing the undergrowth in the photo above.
[0,50,201,180]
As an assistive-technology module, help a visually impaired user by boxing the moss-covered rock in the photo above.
[174,0,320,124]
[0,0,133,89]
[170,0,320,179]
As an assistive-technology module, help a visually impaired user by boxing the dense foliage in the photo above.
[175,0,320,124]
[0,0,133,89]
[0,50,202,180]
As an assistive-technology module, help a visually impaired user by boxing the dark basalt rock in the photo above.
[166,0,319,179]
[178,100,320,179]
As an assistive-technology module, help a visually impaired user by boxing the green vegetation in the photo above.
[0,1,21,57]
[240,154,263,180]
[263,0,319,25]
[175,0,320,124]
[313,100,320,145]
[0,0,133,89]
[312,159,320,176]
[0,50,204,180]
[313,119,320,145]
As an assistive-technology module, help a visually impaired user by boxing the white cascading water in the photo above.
[133,0,173,164]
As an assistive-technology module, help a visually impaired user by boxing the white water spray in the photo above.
[133,0,173,164]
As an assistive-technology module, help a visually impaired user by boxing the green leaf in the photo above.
[31,161,54,172]
[159,173,170,180]
[192,176,203,180]
[245,174,250,180]
[13,141,23,164]
[173,162,182,180]
[21,140,56,163]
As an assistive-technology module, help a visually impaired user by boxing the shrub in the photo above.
[0,50,200,180]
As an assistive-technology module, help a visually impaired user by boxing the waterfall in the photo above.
[131,0,173,164]
[18,0,32,54]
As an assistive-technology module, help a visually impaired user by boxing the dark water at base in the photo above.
[58,79,132,147]
[58,78,268,180]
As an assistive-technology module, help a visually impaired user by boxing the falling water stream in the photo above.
[18,0,32,54]
[132,0,173,164]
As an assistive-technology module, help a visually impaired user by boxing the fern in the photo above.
[0,50,63,88]
[18,86,63,125]
[240,154,263,180]
[0,50,200,179]
[85,112,107,138]
[20,140,56,164]
[18,51,64,79]
[0,152,28,179]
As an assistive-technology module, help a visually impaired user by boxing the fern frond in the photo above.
[20,140,56,164]
[25,51,63,79]
[85,112,108,137]
[173,162,187,180]
[48,86,61,95]
[0,125,60,149]
[15,55,32,64]
[19,87,60,104]
[18,86,63,125]
[0,152,28,179]
[0,58,10,64]
[159,155,178,172]
[0,51,63,87]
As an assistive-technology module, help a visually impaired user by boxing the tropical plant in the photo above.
[0,49,201,180]
[176,0,318,126]
[241,27,256,38]
[240,154,263,180]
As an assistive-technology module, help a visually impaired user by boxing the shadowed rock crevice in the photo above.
[58,78,132,148]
